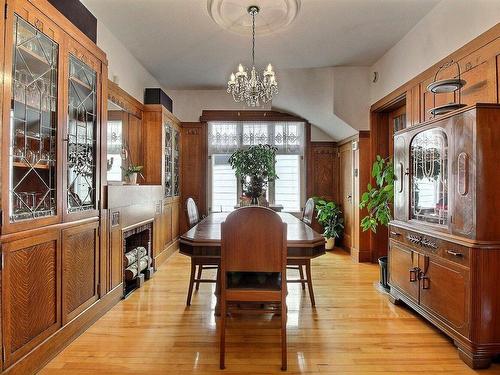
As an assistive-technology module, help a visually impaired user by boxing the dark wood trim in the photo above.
[371,22,500,111]
[200,110,308,123]
[108,80,144,119]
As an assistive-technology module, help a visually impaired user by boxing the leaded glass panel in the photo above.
[67,55,97,213]
[164,122,172,197]
[173,128,180,196]
[410,128,448,226]
[9,15,58,222]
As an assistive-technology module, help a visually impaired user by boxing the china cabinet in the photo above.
[142,104,181,266]
[389,104,500,369]
[0,1,115,373]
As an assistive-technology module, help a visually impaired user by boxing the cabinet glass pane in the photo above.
[9,15,58,222]
[67,55,97,213]
[164,122,172,197]
[173,128,180,196]
[410,128,448,225]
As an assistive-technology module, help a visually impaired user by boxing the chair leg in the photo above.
[195,264,203,291]
[220,296,226,369]
[186,259,196,306]
[305,260,316,307]
[299,265,306,290]
[281,300,287,371]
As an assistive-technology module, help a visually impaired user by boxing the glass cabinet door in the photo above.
[66,55,97,213]
[410,128,448,226]
[9,15,58,222]
[164,121,172,197]
[173,128,180,196]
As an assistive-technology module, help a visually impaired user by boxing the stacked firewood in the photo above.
[124,246,151,281]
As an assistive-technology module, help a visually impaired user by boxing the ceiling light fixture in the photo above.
[227,5,278,107]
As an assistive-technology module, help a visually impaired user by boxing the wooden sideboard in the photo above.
[389,104,500,369]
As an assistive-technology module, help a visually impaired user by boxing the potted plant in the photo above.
[228,144,278,204]
[314,198,344,250]
[122,164,144,185]
[359,155,395,291]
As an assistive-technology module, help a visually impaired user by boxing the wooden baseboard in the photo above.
[5,285,123,375]
[350,247,372,263]
[153,239,179,269]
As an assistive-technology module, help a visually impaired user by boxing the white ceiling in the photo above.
[82,0,439,90]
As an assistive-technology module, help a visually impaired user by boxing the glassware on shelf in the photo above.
[9,15,58,223]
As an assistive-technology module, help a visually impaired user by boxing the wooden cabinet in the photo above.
[0,1,110,372]
[143,104,182,265]
[389,104,500,369]
[2,229,61,367]
[62,221,99,324]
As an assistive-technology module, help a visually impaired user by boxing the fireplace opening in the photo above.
[123,223,154,297]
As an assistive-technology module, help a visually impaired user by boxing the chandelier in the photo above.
[227,5,278,107]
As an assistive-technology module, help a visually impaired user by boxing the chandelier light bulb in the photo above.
[226,5,278,107]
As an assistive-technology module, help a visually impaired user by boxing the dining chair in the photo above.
[185,197,219,306]
[219,207,288,371]
[287,197,316,306]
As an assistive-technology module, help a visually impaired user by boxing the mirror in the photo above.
[107,99,126,182]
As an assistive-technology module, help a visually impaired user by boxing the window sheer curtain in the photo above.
[208,121,305,155]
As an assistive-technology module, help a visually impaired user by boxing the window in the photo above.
[274,155,301,212]
[211,155,237,212]
[208,121,305,212]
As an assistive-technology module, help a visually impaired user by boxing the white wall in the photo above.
[370,0,500,104]
[97,20,162,103]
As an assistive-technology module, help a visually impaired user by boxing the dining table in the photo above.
[179,211,326,312]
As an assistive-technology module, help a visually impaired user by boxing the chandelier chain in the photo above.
[252,10,255,66]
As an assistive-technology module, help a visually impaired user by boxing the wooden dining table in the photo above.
[179,212,326,260]
[179,211,326,312]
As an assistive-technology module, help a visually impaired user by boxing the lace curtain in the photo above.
[208,121,305,155]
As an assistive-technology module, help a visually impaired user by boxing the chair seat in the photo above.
[227,272,282,290]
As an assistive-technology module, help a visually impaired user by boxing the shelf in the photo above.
[13,161,52,170]
[70,76,93,92]
[17,45,51,68]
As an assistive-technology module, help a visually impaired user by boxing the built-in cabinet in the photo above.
[0,1,118,373]
[389,104,500,369]
[143,105,181,266]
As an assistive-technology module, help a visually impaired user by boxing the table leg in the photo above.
[215,266,221,316]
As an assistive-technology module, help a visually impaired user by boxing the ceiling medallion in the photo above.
[227,6,278,107]
[207,0,300,35]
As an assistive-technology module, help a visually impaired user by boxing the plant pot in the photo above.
[128,173,138,185]
[378,256,390,291]
[325,237,335,250]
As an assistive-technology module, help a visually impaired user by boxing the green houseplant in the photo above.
[228,144,278,204]
[122,164,143,185]
[360,155,396,232]
[314,198,344,250]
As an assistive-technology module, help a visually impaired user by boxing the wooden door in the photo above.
[419,254,470,336]
[162,200,172,247]
[63,39,103,222]
[393,134,408,222]
[388,241,419,304]
[2,229,61,367]
[387,106,406,156]
[308,142,339,202]
[62,221,99,324]
[1,2,65,234]
[339,142,353,249]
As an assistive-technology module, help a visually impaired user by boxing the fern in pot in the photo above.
[314,198,344,250]
[229,144,278,205]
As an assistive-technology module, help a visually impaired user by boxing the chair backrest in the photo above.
[301,198,315,226]
[186,197,200,228]
[221,207,287,274]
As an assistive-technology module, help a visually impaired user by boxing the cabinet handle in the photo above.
[420,274,430,289]
[409,267,419,282]
[390,231,401,237]
[446,250,463,257]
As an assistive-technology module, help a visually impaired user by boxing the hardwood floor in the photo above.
[42,250,500,374]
